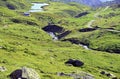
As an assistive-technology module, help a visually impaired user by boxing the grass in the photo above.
[93,7,120,30]
[0,0,120,79]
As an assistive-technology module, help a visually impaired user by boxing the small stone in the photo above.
[106,73,112,77]
[0,66,7,72]
[100,71,106,75]
[112,77,117,79]
[57,72,65,76]
[40,70,44,73]
[0,47,2,48]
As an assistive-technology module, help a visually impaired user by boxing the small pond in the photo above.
[29,3,49,12]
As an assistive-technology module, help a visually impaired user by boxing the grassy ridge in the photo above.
[93,6,120,30]
[0,0,30,10]
[65,6,120,53]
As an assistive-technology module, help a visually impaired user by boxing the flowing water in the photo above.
[48,32,58,41]
[48,32,90,49]
[79,44,90,50]
[32,2,90,49]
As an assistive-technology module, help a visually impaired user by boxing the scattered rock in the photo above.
[79,27,99,32]
[57,72,65,76]
[9,69,22,79]
[65,59,84,67]
[0,66,7,72]
[112,77,118,79]
[75,12,89,18]
[100,71,106,75]
[0,46,3,49]
[9,66,40,79]
[73,72,94,79]
[106,73,112,77]
[57,30,71,39]
[57,72,94,79]
[24,12,30,16]
[6,4,16,10]
[100,71,117,79]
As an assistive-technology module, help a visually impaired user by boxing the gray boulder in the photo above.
[57,71,94,79]
[9,67,40,79]
[74,72,95,79]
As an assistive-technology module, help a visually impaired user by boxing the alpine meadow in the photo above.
[0,0,120,79]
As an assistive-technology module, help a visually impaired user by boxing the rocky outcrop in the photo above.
[9,67,40,79]
[42,24,64,33]
[65,59,84,67]
[11,18,38,26]
[79,26,100,32]
[42,24,71,40]
[75,12,89,18]
[57,72,94,79]
[57,30,71,39]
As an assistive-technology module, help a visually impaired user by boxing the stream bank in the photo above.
[42,24,91,50]
[62,38,91,50]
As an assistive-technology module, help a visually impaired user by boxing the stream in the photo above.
[48,32,58,40]
[48,32,90,50]
[29,3,49,12]
[28,3,90,50]
[79,44,90,50]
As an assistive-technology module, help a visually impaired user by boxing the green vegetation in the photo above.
[93,6,120,30]
[0,0,30,10]
[0,0,120,79]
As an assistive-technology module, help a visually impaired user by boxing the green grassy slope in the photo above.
[65,5,120,53]
[93,6,120,30]
[0,0,120,79]
[0,0,30,10]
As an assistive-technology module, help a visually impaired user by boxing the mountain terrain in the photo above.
[51,0,102,7]
[0,0,120,79]
[102,0,120,6]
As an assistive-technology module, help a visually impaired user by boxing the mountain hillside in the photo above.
[51,0,102,7]
[102,0,120,6]
[0,0,30,10]
[0,0,120,79]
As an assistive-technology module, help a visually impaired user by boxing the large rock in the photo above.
[42,24,64,33]
[9,67,40,79]
[65,59,84,67]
